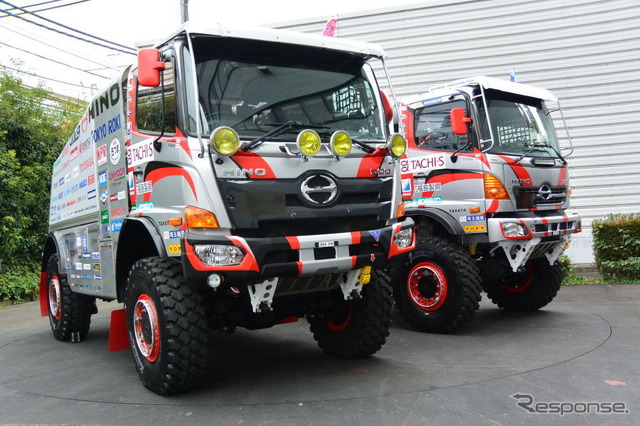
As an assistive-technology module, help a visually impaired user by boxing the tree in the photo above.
[0,63,85,271]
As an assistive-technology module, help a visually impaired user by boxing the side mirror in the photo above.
[450,108,471,135]
[380,90,394,123]
[138,49,165,87]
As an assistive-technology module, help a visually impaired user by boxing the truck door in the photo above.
[404,98,487,233]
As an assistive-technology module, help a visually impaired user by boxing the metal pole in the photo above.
[181,0,189,24]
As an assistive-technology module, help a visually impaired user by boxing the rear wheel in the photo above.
[482,257,563,311]
[392,237,482,333]
[125,257,209,395]
[308,271,393,358]
[46,254,93,342]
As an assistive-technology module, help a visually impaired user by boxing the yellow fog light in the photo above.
[297,130,321,157]
[388,133,407,158]
[330,131,352,157]
[210,126,239,156]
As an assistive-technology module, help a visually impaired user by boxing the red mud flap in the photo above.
[108,308,130,351]
[39,272,48,316]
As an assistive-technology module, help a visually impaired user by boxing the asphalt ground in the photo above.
[0,284,638,425]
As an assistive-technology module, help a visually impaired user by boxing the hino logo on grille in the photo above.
[537,184,553,200]
[301,174,338,206]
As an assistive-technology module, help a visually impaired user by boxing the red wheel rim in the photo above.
[48,276,62,320]
[407,262,448,311]
[501,263,534,293]
[324,302,353,332]
[133,294,160,362]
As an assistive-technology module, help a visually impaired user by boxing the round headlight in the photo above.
[389,133,407,158]
[330,131,352,157]
[297,130,321,157]
[210,126,239,156]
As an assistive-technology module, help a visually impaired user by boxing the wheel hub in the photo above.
[48,276,62,320]
[133,295,160,362]
[407,263,448,311]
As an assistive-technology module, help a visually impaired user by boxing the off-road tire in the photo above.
[392,236,482,333]
[308,271,393,358]
[125,257,209,395]
[482,257,563,311]
[46,254,94,342]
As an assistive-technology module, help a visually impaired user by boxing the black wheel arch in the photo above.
[41,234,61,275]
[408,210,463,238]
[115,218,165,302]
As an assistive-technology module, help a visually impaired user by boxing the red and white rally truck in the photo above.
[392,76,581,333]
[40,23,415,394]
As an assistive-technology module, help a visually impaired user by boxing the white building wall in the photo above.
[278,0,640,264]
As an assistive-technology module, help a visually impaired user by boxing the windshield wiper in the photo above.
[515,142,566,164]
[241,121,376,154]
[241,121,328,152]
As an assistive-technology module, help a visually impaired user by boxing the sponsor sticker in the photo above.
[400,153,447,174]
[167,244,182,254]
[464,225,487,233]
[406,196,443,207]
[460,215,486,222]
[164,230,185,239]
[97,144,107,165]
[109,138,121,165]
[127,139,155,167]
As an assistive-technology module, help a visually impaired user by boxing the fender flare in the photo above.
[406,209,464,236]
[118,217,166,257]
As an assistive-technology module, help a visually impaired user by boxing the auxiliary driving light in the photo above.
[210,126,240,156]
[502,222,528,238]
[330,131,352,157]
[388,133,407,158]
[207,273,223,288]
[194,244,245,267]
[297,130,321,157]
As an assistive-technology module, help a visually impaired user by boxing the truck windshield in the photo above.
[478,92,561,158]
[188,37,385,142]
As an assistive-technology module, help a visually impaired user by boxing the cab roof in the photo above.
[144,22,387,60]
[402,76,558,108]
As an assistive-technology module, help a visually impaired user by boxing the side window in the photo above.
[136,60,176,134]
[414,100,470,152]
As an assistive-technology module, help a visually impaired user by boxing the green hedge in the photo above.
[0,266,39,302]
[592,213,640,280]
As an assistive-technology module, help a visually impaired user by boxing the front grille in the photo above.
[219,175,393,237]
[515,185,567,210]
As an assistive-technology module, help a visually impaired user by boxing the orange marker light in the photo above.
[185,206,219,229]
[484,174,509,200]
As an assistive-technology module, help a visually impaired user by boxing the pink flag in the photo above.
[323,15,337,37]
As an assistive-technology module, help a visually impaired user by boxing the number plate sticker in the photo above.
[317,241,336,248]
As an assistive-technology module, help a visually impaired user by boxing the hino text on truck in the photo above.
[40,23,415,394]
[392,76,581,333]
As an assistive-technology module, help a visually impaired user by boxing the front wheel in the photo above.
[481,257,564,311]
[308,271,393,359]
[46,254,94,342]
[125,257,209,395]
[392,236,482,334]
